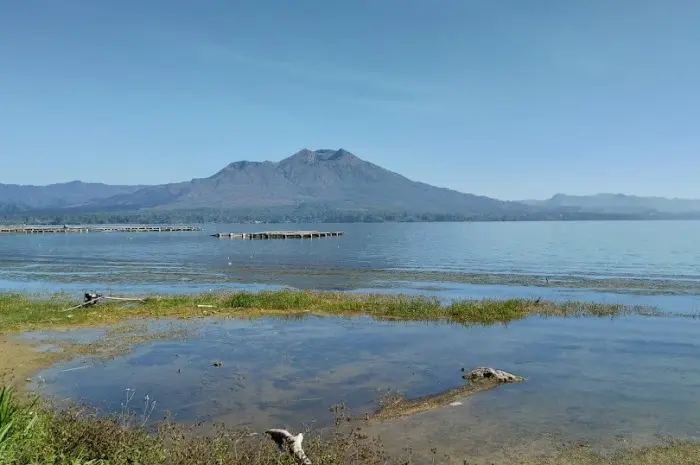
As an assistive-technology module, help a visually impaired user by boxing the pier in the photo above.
[0,225,201,234]
[213,230,344,239]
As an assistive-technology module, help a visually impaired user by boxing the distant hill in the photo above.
[82,149,531,216]
[5,151,700,224]
[523,193,700,214]
[0,181,146,210]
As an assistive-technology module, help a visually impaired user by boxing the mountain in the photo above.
[7,151,699,223]
[0,181,146,210]
[83,149,530,215]
[523,193,700,214]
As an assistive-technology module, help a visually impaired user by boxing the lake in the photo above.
[5,220,700,461]
[2,221,700,308]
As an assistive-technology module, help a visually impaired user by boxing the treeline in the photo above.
[3,204,697,225]
[0,209,501,225]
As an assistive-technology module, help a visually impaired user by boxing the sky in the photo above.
[1,0,699,200]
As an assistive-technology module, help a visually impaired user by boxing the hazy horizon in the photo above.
[2,1,699,199]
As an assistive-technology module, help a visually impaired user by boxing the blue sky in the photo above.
[1,0,699,200]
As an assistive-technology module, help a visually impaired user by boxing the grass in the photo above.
[0,290,655,332]
[0,386,390,465]
[0,386,698,465]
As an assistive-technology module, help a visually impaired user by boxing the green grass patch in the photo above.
[0,290,656,332]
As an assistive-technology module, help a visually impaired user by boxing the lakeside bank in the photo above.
[1,289,698,464]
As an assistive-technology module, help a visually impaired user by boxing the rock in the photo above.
[266,429,311,465]
[462,367,524,383]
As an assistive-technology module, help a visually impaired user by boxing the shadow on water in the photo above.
[28,314,700,452]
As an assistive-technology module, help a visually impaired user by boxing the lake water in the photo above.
[5,220,700,460]
[28,313,700,459]
[2,221,700,310]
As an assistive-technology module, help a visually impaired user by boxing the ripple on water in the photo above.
[2,221,700,300]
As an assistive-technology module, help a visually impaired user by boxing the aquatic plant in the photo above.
[0,290,657,332]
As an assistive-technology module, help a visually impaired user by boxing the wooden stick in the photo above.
[61,297,104,312]
[101,296,146,303]
[61,295,145,312]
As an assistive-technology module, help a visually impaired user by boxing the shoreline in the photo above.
[2,377,698,464]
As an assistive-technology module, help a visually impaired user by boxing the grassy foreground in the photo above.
[0,290,654,332]
[1,386,698,465]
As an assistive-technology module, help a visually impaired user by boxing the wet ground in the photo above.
[23,313,700,461]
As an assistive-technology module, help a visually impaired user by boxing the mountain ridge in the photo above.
[3,150,700,219]
[522,193,700,214]
[0,181,147,210]
[76,148,529,215]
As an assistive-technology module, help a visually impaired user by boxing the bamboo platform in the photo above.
[213,230,344,239]
[0,225,201,234]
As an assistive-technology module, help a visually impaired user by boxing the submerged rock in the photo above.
[462,367,524,383]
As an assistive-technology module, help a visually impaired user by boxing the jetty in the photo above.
[213,230,344,239]
[0,225,201,234]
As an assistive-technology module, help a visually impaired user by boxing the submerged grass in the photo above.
[0,290,655,332]
[0,386,698,465]
[372,381,504,421]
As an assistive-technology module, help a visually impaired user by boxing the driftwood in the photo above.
[462,366,524,383]
[265,429,312,465]
[61,292,146,312]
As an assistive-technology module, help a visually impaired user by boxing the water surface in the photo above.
[31,314,700,451]
[2,221,700,306]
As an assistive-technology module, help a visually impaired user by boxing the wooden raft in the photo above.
[213,230,344,239]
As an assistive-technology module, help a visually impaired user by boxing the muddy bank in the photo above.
[0,335,64,387]
[0,319,196,391]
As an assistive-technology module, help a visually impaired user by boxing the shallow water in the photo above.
[31,314,700,455]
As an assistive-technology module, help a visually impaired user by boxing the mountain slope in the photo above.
[86,149,529,215]
[524,193,700,214]
[0,181,146,209]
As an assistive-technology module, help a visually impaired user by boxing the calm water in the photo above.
[1,221,700,306]
[29,314,700,456]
